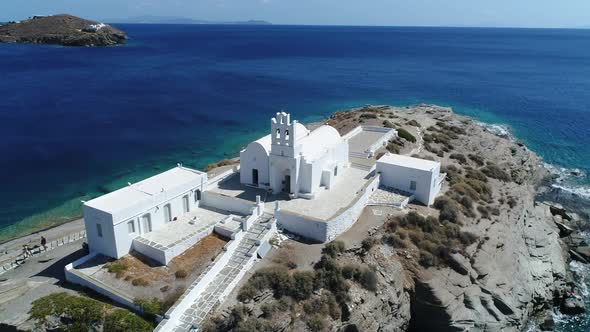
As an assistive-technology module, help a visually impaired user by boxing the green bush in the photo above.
[360,113,378,119]
[359,269,378,291]
[450,153,467,164]
[481,164,511,182]
[383,120,395,128]
[468,154,485,166]
[323,241,346,257]
[407,119,421,127]
[361,237,377,252]
[135,298,163,317]
[104,309,153,332]
[397,128,416,143]
[104,261,127,278]
[306,314,328,332]
[30,292,152,332]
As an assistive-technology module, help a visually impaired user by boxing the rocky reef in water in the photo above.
[0,14,127,46]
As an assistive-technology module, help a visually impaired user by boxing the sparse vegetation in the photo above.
[382,212,478,267]
[206,158,238,172]
[323,240,346,257]
[29,292,153,332]
[397,128,417,143]
[481,163,512,182]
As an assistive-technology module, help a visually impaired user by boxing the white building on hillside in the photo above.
[83,166,207,259]
[376,153,445,206]
[240,112,349,198]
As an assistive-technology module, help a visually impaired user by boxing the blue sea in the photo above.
[1,24,589,329]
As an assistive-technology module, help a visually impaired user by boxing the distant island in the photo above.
[104,15,271,25]
[0,14,127,47]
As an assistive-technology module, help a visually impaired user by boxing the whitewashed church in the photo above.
[240,112,349,198]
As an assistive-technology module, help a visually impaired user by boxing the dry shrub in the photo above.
[175,269,188,279]
[132,277,150,287]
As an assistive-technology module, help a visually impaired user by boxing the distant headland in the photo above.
[104,15,271,25]
[0,14,127,47]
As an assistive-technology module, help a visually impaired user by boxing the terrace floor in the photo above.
[279,167,373,220]
[139,206,237,249]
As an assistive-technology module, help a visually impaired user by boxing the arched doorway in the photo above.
[283,169,291,193]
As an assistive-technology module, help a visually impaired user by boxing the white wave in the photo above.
[475,121,513,139]
[540,162,590,200]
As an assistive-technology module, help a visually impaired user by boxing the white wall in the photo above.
[83,206,118,258]
[201,191,258,216]
[276,175,380,243]
[84,179,207,260]
[326,175,380,241]
[276,210,328,243]
[239,143,269,186]
[377,162,439,206]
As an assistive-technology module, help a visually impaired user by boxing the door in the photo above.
[141,214,152,234]
[252,169,259,186]
[183,195,189,213]
[284,175,291,193]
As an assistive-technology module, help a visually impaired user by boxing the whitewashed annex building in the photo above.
[240,112,349,199]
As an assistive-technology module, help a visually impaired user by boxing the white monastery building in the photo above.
[240,112,349,199]
[83,166,207,260]
[376,153,445,206]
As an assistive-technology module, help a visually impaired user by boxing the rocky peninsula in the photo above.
[0,104,586,331]
[203,104,587,332]
[0,14,127,46]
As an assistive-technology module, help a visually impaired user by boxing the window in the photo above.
[164,204,172,222]
[410,180,417,191]
[96,223,103,238]
[127,220,135,234]
[285,130,290,140]
[183,195,190,213]
[276,128,281,139]
[334,166,338,176]
[195,189,202,202]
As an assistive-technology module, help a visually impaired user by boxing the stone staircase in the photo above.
[158,213,275,332]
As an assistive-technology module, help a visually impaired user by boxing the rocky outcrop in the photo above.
[344,245,413,331]
[0,14,126,46]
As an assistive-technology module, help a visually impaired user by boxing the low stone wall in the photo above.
[364,126,397,157]
[277,175,381,243]
[202,191,258,216]
[64,253,139,311]
[1,230,86,276]
[325,175,380,241]
[276,210,328,242]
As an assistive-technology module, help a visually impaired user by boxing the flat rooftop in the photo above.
[85,166,205,214]
[377,153,440,172]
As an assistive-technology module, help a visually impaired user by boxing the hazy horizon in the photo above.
[2,0,590,29]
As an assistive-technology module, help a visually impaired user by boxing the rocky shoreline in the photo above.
[204,104,588,331]
[0,104,587,331]
[0,14,127,47]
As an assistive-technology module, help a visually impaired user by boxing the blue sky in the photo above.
[2,0,589,28]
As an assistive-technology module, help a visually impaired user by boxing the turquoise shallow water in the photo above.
[0,24,589,329]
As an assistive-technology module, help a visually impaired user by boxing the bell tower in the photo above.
[270,112,297,158]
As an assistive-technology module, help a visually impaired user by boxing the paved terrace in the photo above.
[279,167,371,220]
[210,167,372,221]
[348,129,388,156]
[137,207,237,249]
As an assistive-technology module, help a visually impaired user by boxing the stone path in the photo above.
[166,213,274,332]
